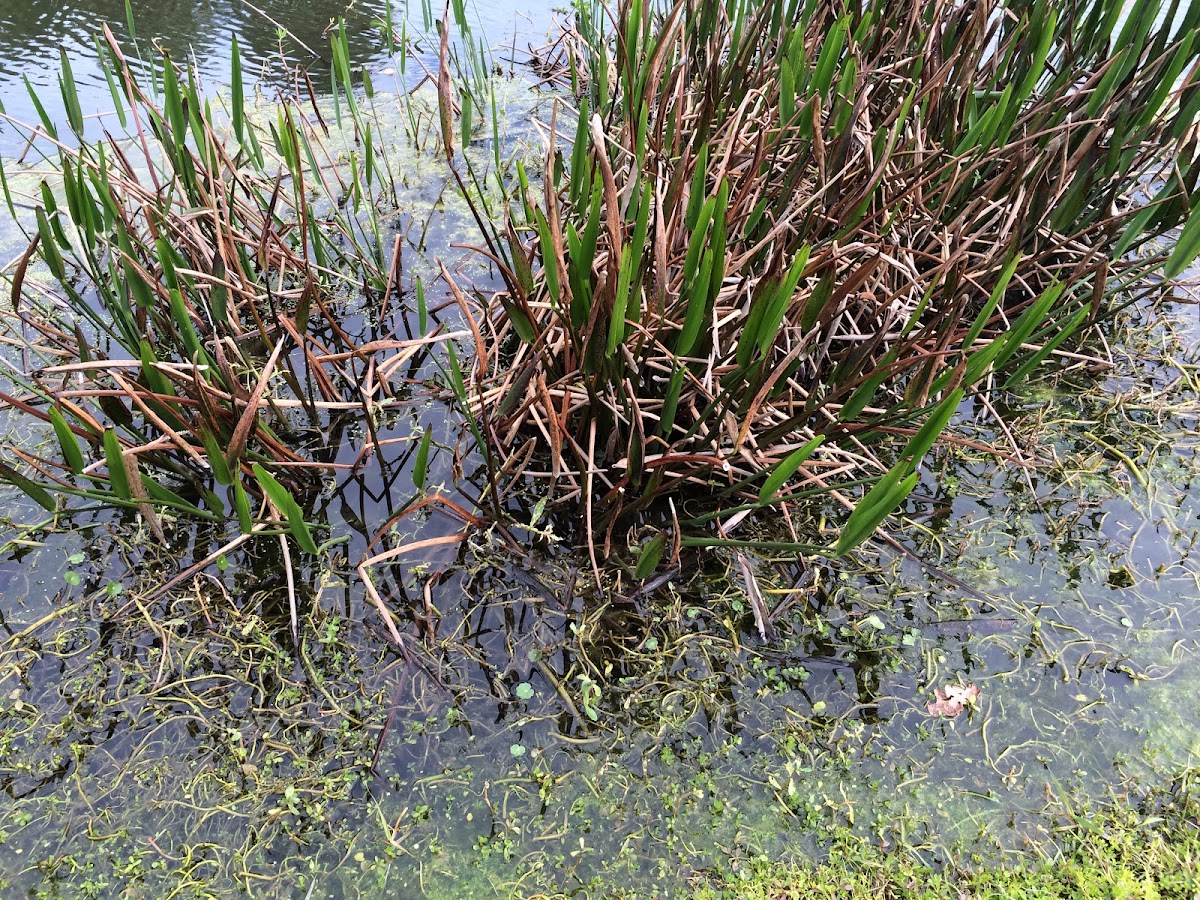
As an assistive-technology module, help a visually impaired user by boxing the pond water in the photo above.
[0,0,555,155]
[0,2,1199,898]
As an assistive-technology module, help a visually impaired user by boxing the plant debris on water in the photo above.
[0,0,1198,895]
[925,682,980,718]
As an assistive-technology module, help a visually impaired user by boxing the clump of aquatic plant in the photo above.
[0,25,458,637]
[461,0,1200,563]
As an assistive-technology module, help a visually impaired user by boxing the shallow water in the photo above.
[0,3,1199,897]
[4,309,1200,896]
[0,0,554,155]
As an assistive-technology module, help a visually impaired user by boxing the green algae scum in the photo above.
[2,0,1200,897]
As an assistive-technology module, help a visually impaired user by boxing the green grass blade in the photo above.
[103,428,132,500]
[835,467,919,556]
[413,427,433,489]
[49,407,86,474]
[252,463,318,554]
[0,460,57,511]
[759,435,825,502]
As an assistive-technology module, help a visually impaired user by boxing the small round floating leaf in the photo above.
[861,614,885,630]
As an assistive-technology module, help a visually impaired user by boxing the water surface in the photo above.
[0,0,554,155]
[0,2,1198,897]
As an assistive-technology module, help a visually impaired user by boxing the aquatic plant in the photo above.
[458,0,1200,564]
[0,22,461,639]
[4,0,1200,630]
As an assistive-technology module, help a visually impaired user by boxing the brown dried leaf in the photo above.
[437,0,454,162]
[926,683,980,718]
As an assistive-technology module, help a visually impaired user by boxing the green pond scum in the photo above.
[695,794,1200,899]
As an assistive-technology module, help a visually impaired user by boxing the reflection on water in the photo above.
[0,0,386,99]
[0,0,552,154]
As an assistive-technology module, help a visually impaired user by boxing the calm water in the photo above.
[0,2,1199,897]
[0,0,553,154]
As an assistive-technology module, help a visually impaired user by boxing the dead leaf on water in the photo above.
[926,683,980,718]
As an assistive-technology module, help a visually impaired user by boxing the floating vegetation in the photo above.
[3,297,1200,894]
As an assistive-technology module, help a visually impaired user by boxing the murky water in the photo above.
[0,2,1199,897]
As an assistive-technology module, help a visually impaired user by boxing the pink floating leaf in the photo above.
[926,683,980,718]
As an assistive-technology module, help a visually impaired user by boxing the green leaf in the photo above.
[534,207,561,305]
[0,460,56,511]
[58,48,85,135]
[138,339,172,397]
[103,428,132,500]
[840,363,893,422]
[500,295,537,344]
[1166,200,1200,279]
[780,58,796,126]
[233,480,253,533]
[24,74,58,140]
[685,144,710,231]
[634,533,667,580]
[835,468,919,556]
[962,254,1021,352]
[49,407,85,475]
[1114,190,1168,260]
[252,463,318,554]
[991,284,1066,371]
[675,249,714,356]
[96,37,127,129]
[35,207,66,283]
[757,247,811,357]
[811,16,848,101]
[657,368,685,439]
[759,435,825,502]
[199,427,232,486]
[1000,305,1089,389]
[569,96,590,208]
[900,388,963,467]
[413,426,433,489]
[607,244,636,354]
[231,34,244,143]
[415,277,428,335]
